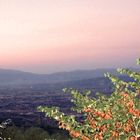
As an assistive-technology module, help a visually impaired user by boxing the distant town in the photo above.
[0,81,113,128]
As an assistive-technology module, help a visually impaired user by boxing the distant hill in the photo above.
[0,68,46,85]
[31,75,133,95]
[46,69,119,81]
[0,68,137,86]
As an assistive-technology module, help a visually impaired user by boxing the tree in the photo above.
[38,59,140,140]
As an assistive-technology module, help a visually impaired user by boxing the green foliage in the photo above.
[2,126,70,140]
[38,59,140,140]
[137,58,140,65]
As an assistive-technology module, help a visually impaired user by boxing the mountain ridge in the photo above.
[0,68,138,86]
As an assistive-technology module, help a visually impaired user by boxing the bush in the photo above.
[2,126,70,140]
[38,59,140,140]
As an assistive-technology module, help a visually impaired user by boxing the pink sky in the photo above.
[0,0,140,73]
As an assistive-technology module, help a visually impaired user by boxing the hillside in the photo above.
[0,68,135,86]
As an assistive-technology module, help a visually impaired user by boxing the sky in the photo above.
[0,0,140,74]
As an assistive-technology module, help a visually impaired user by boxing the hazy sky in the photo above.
[0,0,140,73]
